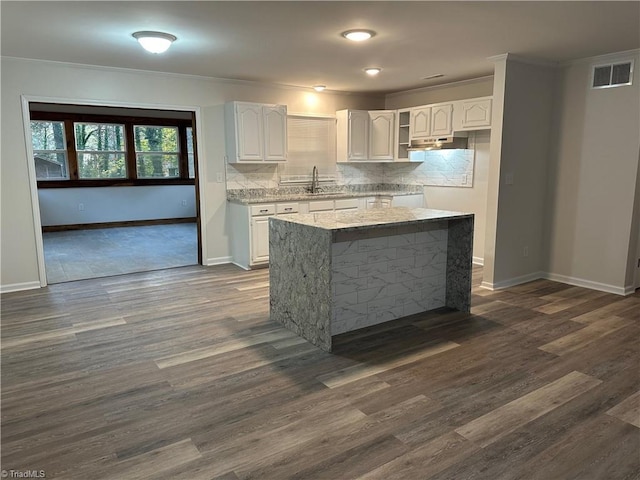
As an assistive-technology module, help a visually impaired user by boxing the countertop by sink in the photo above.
[227,184,423,205]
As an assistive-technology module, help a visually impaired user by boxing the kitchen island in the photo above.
[269,207,473,352]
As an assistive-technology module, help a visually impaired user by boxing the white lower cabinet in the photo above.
[366,196,392,209]
[334,198,360,211]
[250,215,272,264]
[308,200,335,212]
[392,193,424,208]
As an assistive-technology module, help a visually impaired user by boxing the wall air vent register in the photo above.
[592,61,633,89]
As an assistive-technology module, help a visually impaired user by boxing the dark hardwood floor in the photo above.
[1,264,638,479]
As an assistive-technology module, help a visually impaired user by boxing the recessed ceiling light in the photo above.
[421,74,445,80]
[341,29,376,42]
[313,85,326,92]
[364,67,382,76]
[132,31,177,54]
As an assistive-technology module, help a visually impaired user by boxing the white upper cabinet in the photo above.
[410,103,453,140]
[347,110,369,161]
[263,105,288,160]
[336,109,395,162]
[430,103,454,136]
[225,101,287,163]
[410,106,431,139]
[452,96,492,131]
[368,111,395,161]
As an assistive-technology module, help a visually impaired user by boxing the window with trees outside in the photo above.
[75,123,127,179]
[30,109,196,187]
[31,121,69,180]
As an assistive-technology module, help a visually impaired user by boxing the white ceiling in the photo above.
[2,1,639,94]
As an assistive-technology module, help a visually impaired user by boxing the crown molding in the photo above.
[0,56,379,98]
[488,53,559,68]
[385,75,494,99]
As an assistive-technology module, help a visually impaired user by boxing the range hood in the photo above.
[408,134,468,151]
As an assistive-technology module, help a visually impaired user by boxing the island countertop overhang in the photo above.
[269,207,473,233]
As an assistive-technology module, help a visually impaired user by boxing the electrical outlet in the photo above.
[216,172,224,183]
[523,246,529,257]
[181,199,187,207]
[78,203,85,211]
[461,174,467,185]
[505,173,514,185]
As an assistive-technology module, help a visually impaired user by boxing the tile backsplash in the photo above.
[225,134,477,190]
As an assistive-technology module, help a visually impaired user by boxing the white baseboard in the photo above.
[230,261,251,271]
[479,270,633,296]
[1,281,42,294]
[472,256,484,266]
[205,256,232,267]
[480,272,544,291]
[543,272,630,296]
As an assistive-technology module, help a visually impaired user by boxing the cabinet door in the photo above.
[392,194,424,208]
[430,104,453,137]
[308,200,334,212]
[369,111,395,161]
[250,216,271,264]
[236,103,264,161]
[410,106,431,139]
[263,105,287,161]
[334,198,359,211]
[348,111,369,160]
[460,98,492,129]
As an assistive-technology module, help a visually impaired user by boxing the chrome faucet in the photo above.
[310,165,319,193]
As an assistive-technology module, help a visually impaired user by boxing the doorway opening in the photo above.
[28,102,202,284]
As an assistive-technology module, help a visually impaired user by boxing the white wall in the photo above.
[1,57,383,290]
[38,185,196,226]
[484,55,557,289]
[545,50,640,294]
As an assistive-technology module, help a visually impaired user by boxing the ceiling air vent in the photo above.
[592,61,634,89]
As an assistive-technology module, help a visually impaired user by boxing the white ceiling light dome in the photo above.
[341,29,376,42]
[132,31,177,54]
[364,67,382,76]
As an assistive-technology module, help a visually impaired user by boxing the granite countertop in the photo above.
[227,184,423,205]
[270,207,473,232]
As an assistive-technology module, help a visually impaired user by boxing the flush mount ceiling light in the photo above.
[341,29,376,42]
[132,31,177,54]
[313,85,326,92]
[364,67,382,76]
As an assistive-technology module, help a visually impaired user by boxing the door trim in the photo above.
[20,95,207,287]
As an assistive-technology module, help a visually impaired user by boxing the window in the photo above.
[75,123,127,179]
[31,121,69,180]
[135,126,179,178]
[29,108,196,187]
[283,115,336,175]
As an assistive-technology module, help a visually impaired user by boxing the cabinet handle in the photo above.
[284,208,292,211]
[260,209,268,213]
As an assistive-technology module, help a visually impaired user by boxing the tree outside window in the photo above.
[134,126,180,178]
[75,123,127,179]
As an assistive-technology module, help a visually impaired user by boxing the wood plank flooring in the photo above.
[1,264,638,479]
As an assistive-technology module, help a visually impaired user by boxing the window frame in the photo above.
[30,111,195,188]
[30,119,71,181]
